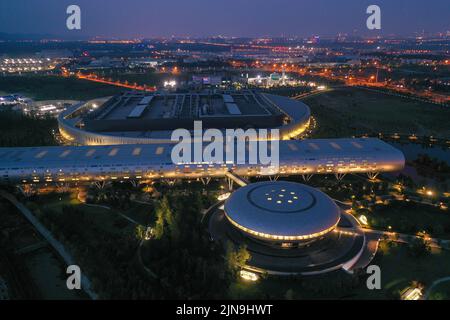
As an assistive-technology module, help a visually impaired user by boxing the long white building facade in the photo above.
[0,138,405,184]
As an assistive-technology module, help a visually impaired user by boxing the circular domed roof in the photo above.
[224,181,340,240]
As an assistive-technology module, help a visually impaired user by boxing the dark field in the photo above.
[304,87,450,138]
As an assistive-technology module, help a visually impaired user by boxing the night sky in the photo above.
[0,0,449,38]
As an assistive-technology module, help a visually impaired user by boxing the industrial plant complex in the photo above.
[0,90,406,276]
[1,0,449,305]
[57,90,311,145]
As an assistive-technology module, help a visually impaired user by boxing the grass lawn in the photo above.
[228,240,450,300]
[368,201,450,239]
[33,193,135,235]
[228,270,358,300]
[32,192,154,232]
[0,75,124,101]
[351,241,450,299]
[229,277,310,299]
[303,87,450,138]
[428,281,450,300]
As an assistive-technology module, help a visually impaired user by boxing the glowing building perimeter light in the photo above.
[239,270,259,282]
[225,212,339,241]
[359,215,369,226]
[401,287,423,301]
[217,192,231,201]
[164,80,177,88]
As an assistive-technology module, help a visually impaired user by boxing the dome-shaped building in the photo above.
[209,180,368,275]
[224,181,340,247]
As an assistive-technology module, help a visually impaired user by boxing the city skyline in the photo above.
[1,0,449,39]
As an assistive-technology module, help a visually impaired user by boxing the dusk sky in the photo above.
[0,0,449,38]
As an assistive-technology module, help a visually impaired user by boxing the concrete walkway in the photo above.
[0,190,98,299]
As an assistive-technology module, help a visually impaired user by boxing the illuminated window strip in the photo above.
[308,142,320,150]
[330,142,342,150]
[59,150,71,158]
[224,212,338,241]
[132,147,142,156]
[287,143,299,151]
[35,151,48,159]
[155,147,164,155]
[108,148,119,156]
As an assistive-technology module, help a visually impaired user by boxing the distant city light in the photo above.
[39,105,57,112]
[164,80,177,88]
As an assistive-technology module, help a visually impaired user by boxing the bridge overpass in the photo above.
[225,171,249,189]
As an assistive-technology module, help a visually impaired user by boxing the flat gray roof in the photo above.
[262,93,310,122]
[89,90,281,122]
[225,103,241,115]
[127,105,147,118]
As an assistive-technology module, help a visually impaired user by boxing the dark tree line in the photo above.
[141,192,234,299]
[0,110,57,147]
[412,154,450,182]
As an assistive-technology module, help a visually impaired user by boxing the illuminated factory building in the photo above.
[57,90,311,145]
[0,90,407,276]
[0,138,404,184]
